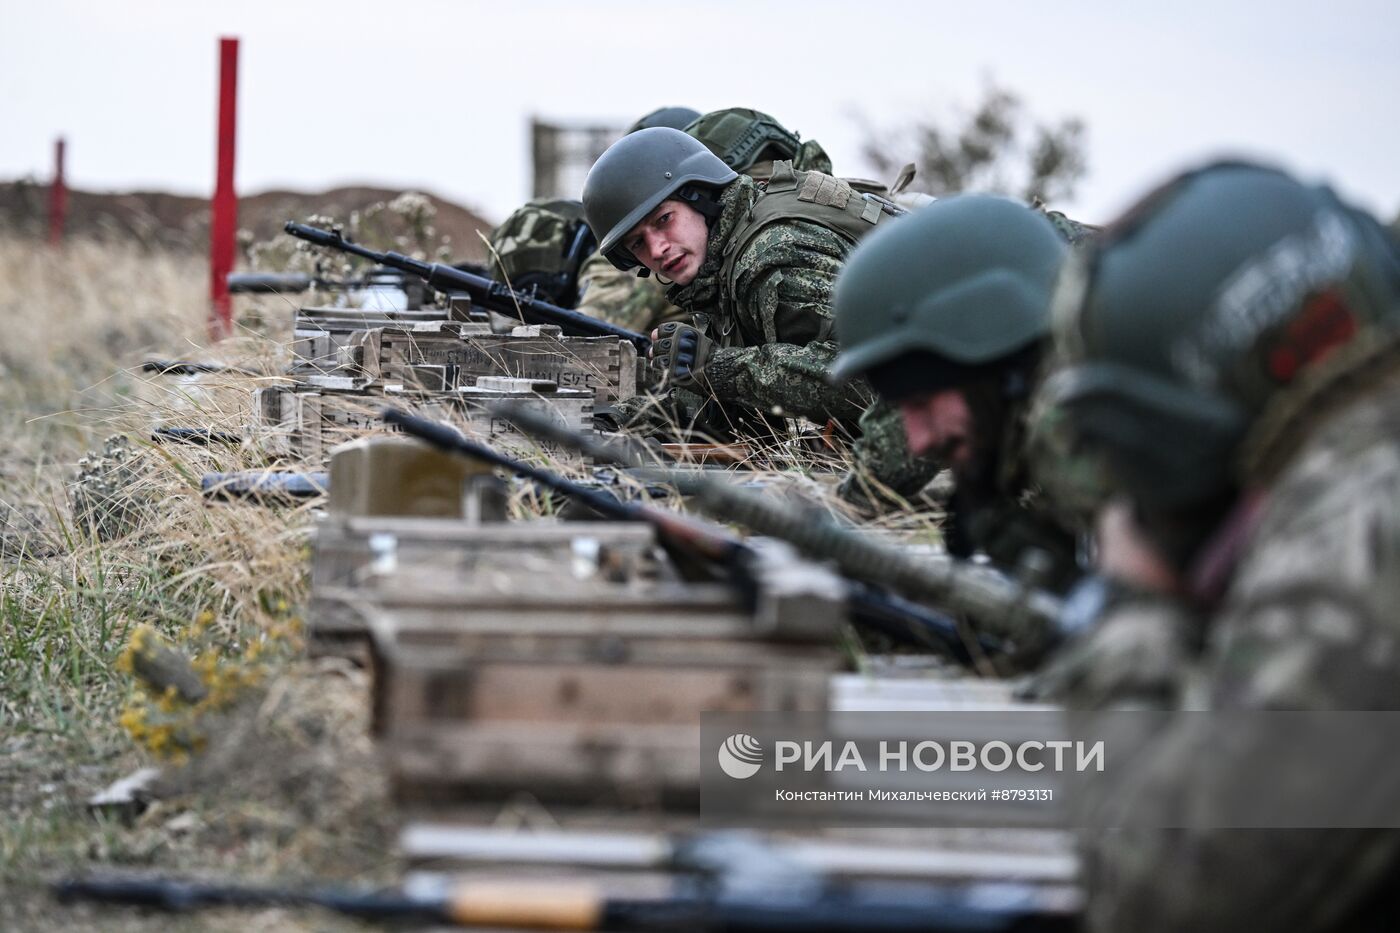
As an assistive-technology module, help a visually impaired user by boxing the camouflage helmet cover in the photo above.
[683,107,825,174]
[582,127,737,271]
[1046,160,1400,509]
[486,199,593,304]
[830,194,1068,386]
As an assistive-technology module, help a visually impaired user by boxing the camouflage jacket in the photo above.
[1047,379,1400,932]
[665,175,873,425]
[575,250,688,333]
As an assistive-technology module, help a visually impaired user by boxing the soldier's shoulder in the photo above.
[1227,386,1400,631]
[735,215,851,270]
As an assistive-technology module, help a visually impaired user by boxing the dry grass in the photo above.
[0,235,395,931]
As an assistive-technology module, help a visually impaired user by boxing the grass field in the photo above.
[0,235,396,931]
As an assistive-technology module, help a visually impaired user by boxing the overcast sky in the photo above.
[3,0,1397,227]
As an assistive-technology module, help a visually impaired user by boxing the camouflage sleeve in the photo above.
[838,400,942,508]
[1080,596,1400,933]
[702,221,867,422]
[575,251,688,332]
[1077,440,1400,932]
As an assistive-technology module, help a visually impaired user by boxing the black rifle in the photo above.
[284,222,649,351]
[152,427,244,447]
[494,402,1063,655]
[54,872,1075,931]
[381,407,986,660]
[227,272,317,295]
[141,359,259,377]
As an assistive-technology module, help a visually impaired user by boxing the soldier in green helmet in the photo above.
[576,107,836,337]
[1032,160,1400,931]
[829,194,1096,592]
[584,124,912,449]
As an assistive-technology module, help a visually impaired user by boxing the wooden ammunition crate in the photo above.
[350,528,847,805]
[348,323,639,405]
[249,376,593,462]
[366,575,843,805]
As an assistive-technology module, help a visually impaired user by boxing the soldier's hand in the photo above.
[649,322,714,391]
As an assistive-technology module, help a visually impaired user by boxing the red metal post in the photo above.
[47,138,67,248]
[209,37,239,340]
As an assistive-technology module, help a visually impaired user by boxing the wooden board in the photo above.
[308,519,664,645]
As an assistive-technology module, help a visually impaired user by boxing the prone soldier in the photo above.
[828,194,1096,593]
[1036,160,1400,931]
[582,124,909,453]
[575,107,836,335]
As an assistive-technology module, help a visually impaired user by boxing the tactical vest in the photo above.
[714,162,904,343]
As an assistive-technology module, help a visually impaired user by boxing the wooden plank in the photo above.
[307,519,667,645]
[398,825,1079,885]
[831,673,1056,713]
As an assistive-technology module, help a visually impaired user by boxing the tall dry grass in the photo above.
[0,236,389,931]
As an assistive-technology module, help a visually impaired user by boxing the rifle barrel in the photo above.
[284,222,650,350]
[489,401,1049,653]
[141,359,259,377]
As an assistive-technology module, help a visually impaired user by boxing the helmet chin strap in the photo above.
[676,184,724,222]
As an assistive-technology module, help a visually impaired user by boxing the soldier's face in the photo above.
[622,199,709,285]
[898,389,976,472]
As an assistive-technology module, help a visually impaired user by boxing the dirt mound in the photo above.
[0,179,497,261]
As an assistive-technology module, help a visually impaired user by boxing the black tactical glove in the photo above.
[650,322,715,391]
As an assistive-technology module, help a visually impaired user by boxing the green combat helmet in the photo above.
[626,106,702,135]
[582,127,737,273]
[830,194,1068,395]
[486,199,596,307]
[1045,160,1400,512]
[684,107,834,176]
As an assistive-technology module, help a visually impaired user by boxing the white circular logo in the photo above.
[718,733,764,779]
